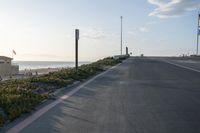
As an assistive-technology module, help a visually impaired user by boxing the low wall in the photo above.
[0,64,19,78]
[113,55,130,60]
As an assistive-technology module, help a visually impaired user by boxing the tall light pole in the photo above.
[120,16,123,55]
[197,13,200,55]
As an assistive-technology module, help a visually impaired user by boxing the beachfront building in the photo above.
[0,56,19,78]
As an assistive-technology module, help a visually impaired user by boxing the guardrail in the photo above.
[113,55,130,60]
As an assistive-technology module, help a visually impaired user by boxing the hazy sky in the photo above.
[0,0,200,61]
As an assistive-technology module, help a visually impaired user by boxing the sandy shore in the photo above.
[2,67,66,81]
[19,67,64,75]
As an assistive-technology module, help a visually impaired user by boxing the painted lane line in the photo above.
[6,63,121,133]
[163,60,200,73]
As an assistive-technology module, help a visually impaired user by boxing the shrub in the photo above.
[0,112,5,127]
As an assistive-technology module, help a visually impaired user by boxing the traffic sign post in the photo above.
[75,29,79,71]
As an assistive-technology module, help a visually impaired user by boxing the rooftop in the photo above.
[0,56,13,60]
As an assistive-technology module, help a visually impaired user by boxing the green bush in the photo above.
[0,112,5,127]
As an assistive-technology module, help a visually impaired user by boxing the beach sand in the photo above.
[2,67,65,81]
[19,67,63,75]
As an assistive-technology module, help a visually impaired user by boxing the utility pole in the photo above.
[75,29,79,71]
[197,13,200,55]
[120,16,123,55]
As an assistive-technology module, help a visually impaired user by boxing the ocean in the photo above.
[13,61,89,70]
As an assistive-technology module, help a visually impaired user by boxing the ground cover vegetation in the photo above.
[0,56,128,126]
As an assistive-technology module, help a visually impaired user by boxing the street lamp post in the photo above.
[197,13,200,55]
[120,16,123,55]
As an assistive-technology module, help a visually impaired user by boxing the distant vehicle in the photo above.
[141,54,144,57]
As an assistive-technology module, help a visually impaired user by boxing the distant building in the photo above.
[0,56,19,78]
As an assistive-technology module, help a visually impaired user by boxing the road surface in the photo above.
[6,57,200,133]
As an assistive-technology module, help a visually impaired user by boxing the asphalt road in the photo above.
[165,58,200,71]
[10,57,200,133]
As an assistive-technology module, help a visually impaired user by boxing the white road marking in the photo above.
[6,64,121,133]
[163,60,200,73]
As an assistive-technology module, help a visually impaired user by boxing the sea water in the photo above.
[13,61,89,70]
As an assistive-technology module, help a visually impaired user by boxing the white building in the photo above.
[0,56,19,78]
